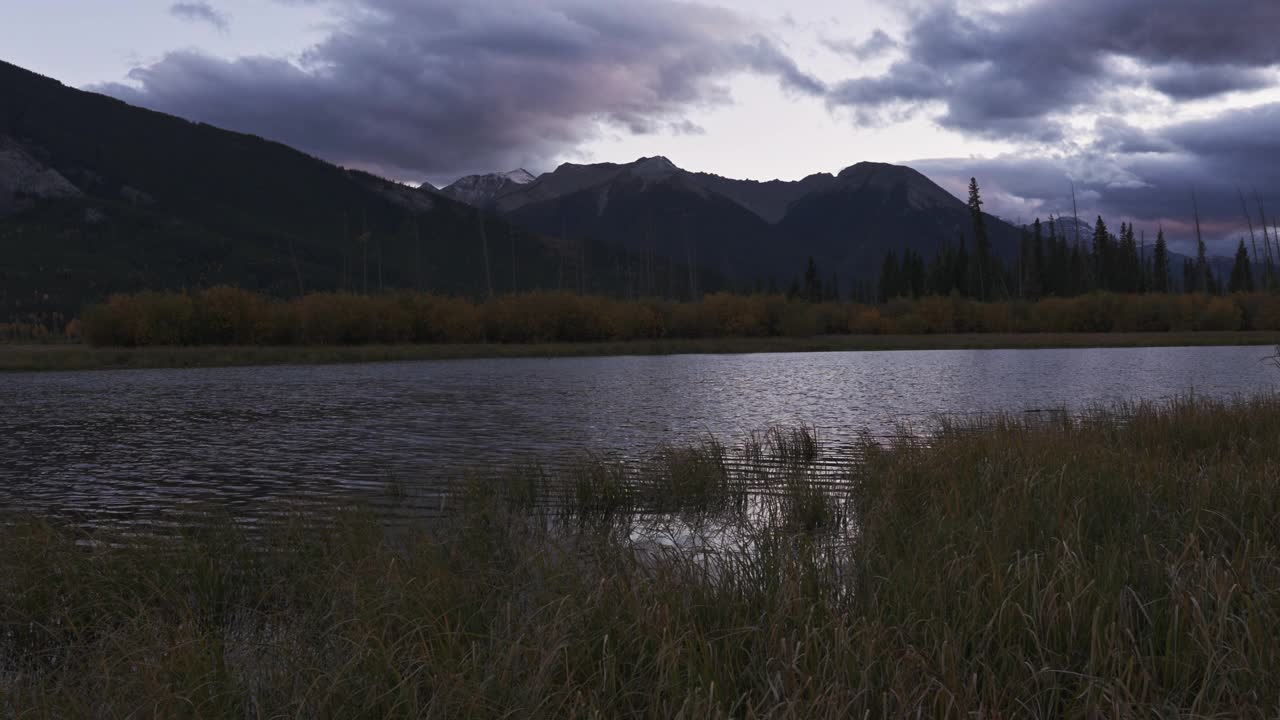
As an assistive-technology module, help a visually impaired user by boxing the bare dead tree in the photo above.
[288,236,304,297]
[1070,182,1081,249]
[1192,188,1208,291]
[412,212,424,292]
[360,208,370,296]
[477,208,494,299]
[509,223,517,295]
[1241,188,1262,285]
[1257,193,1277,288]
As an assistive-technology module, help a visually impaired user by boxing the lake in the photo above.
[2,344,1276,525]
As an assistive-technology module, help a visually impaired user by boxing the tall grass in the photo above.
[78,287,1280,347]
[5,397,1280,716]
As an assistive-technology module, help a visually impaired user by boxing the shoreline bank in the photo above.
[4,330,1279,372]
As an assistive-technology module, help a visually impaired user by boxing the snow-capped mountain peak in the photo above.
[439,168,538,207]
[628,156,680,179]
[501,168,536,185]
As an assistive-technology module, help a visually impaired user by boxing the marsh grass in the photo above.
[4,397,1280,717]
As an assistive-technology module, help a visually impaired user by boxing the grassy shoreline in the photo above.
[4,330,1280,372]
[4,397,1280,716]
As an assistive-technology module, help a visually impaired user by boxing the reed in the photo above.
[4,396,1280,717]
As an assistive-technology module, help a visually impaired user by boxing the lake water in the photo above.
[2,345,1276,525]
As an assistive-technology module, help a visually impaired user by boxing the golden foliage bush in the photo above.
[0,323,56,342]
[77,289,1280,347]
[194,286,271,345]
[1199,296,1243,331]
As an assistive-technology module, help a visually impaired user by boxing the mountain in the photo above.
[0,61,703,323]
[502,157,781,286]
[688,170,837,224]
[436,169,535,208]
[449,156,1023,287]
[774,162,1022,277]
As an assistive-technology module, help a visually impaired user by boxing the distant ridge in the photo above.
[436,168,535,208]
[445,156,1025,286]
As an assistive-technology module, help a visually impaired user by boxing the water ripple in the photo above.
[1,345,1275,525]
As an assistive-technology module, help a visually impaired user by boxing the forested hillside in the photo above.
[0,61,710,324]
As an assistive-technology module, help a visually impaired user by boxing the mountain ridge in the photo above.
[0,59,711,322]
[446,155,1024,286]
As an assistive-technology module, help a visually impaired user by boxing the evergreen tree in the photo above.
[826,271,840,302]
[1118,222,1140,293]
[967,178,991,300]
[1152,227,1170,293]
[1091,216,1112,291]
[1046,216,1066,296]
[878,251,900,304]
[1032,217,1045,298]
[1229,239,1255,293]
[1069,242,1088,296]
[927,238,958,296]
[802,256,822,303]
[1017,227,1030,298]
[1182,259,1196,294]
[905,249,928,298]
[1138,227,1148,293]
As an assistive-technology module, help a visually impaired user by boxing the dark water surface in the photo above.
[2,345,1276,524]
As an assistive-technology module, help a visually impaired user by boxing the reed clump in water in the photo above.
[4,396,1280,717]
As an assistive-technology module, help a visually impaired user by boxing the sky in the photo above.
[5,0,1280,253]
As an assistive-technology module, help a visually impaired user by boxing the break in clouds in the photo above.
[99,0,824,184]
[99,0,1280,250]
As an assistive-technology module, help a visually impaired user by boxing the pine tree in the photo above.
[878,251,900,304]
[1031,218,1045,298]
[1138,228,1148,293]
[927,238,958,296]
[1091,216,1112,291]
[1152,227,1170,293]
[1229,239,1255,293]
[1069,242,1088,296]
[967,178,990,300]
[802,257,822,303]
[1118,222,1139,293]
[1045,216,1064,296]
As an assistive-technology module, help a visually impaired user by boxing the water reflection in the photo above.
[1,345,1275,525]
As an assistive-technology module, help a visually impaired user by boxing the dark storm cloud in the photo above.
[97,0,823,183]
[830,0,1280,139]
[912,104,1280,254]
[1147,64,1275,100]
[169,1,230,32]
[1093,117,1176,155]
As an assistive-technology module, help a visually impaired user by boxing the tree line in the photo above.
[872,179,1277,303]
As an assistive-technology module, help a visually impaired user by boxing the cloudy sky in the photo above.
[6,0,1280,252]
